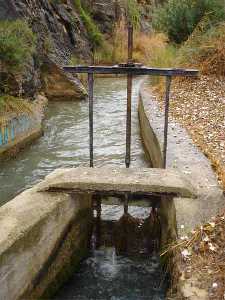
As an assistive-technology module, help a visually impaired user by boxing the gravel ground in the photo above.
[154,75,225,189]
[168,210,225,300]
[151,75,225,299]
[141,81,224,232]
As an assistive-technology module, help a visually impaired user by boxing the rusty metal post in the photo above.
[96,197,102,249]
[88,73,94,168]
[124,194,129,215]
[128,22,133,64]
[125,23,134,169]
[163,76,172,168]
[126,74,132,168]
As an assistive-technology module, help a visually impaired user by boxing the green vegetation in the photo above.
[153,0,225,43]
[73,0,103,48]
[148,0,225,76]
[177,21,225,75]
[124,0,141,28]
[0,20,36,72]
[0,95,33,120]
[148,20,225,76]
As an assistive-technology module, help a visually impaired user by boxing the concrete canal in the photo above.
[0,77,148,205]
[0,77,168,299]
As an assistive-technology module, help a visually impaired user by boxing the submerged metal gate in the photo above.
[64,23,198,170]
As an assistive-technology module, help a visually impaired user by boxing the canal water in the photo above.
[0,77,168,299]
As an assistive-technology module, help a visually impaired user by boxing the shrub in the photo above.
[125,0,141,28]
[178,21,225,75]
[153,0,225,43]
[93,20,170,66]
[0,20,36,72]
[74,0,103,48]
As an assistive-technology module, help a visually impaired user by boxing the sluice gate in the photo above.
[62,23,198,252]
[0,20,200,300]
[37,166,196,253]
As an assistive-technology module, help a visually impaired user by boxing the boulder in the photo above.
[0,0,91,99]
[41,59,87,101]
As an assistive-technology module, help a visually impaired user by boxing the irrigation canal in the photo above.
[0,77,168,299]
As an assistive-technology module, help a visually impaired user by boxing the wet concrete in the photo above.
[139,81,225,232]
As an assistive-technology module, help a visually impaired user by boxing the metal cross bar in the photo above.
[63,23,198,171]
[64,66,198,77]
[64,64,198,169]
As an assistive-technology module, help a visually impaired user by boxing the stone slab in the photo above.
[37,166,196,199]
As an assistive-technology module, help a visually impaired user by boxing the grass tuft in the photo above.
[0,95,34,124]
[73,0,103,48]
[0,20,36,72]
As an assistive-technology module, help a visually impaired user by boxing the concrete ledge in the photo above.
[0,126,43,161]
[0,185,92,300]
[138,80,225,299]
[0,95,47,161]
[138,81,225,231]
[36,167,196,199]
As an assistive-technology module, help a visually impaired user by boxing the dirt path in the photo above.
[140,81,224,232]
[154,75,225,189]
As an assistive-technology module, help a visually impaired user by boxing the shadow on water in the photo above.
[53,203,169,300]
[54,204,168,300]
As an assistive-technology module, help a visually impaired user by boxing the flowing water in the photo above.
[0,77,167,299]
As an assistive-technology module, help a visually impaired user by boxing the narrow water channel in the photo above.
[0,77,148,205]
[0,77,167,299]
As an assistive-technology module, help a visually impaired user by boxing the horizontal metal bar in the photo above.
[63,65,199,77]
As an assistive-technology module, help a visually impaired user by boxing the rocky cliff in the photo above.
[0,0,92,100]
[0,0,152,100]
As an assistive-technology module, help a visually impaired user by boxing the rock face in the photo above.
[41,59,87,101]
[83,0,121,34]
[83,0,153,34]
[0,0,153,100]
[0,0,91,100]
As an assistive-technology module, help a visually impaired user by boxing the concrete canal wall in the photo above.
[138,81,224,230]
[138,80,225,300]
[0,184,92,300]
[0,95,47,160]
[138,91,163,168]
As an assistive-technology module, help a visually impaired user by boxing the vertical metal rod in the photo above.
[88,73,94,168]
[125,74,132,168]
[125,23,134,169]
[124,194,129,215]
[128,22,133,63]
[163,76,172,169]
[96,198,102,249]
